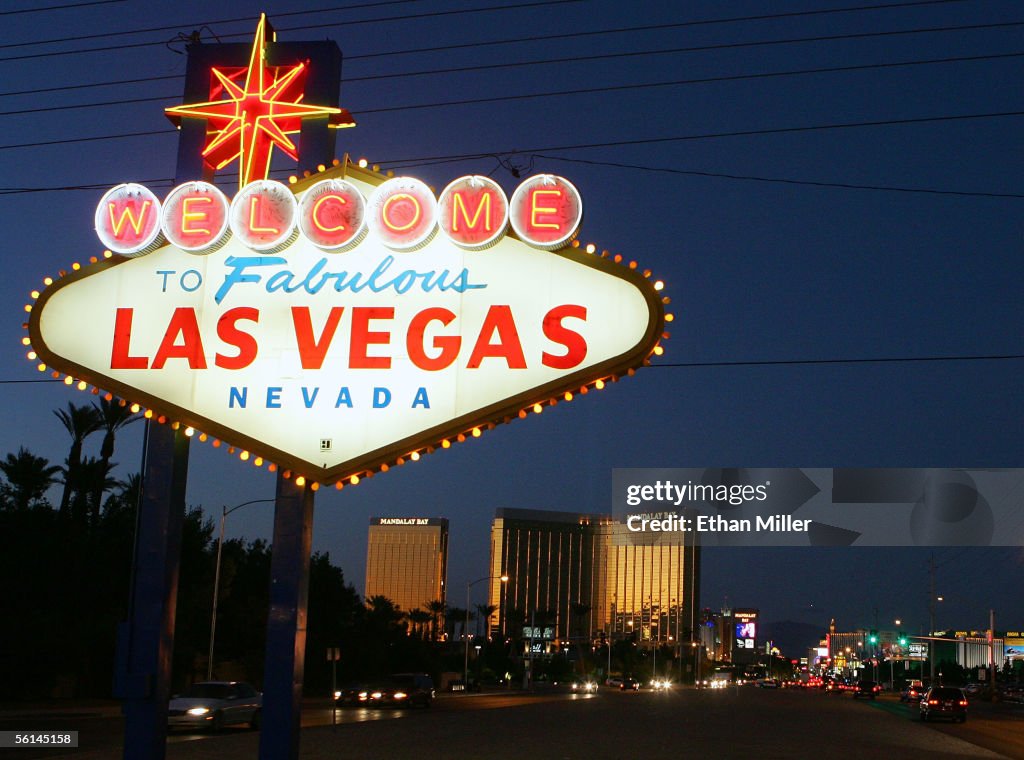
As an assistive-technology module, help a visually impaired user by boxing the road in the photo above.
[3,686,1023,759]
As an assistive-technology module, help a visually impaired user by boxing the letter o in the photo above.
[367,177,437,251]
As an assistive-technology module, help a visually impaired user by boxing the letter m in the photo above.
[452,191,493,233]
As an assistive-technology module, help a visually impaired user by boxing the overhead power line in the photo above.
[1,109,1021,156]
[0,0,124,16]
[1,50,1019,122]
[531,154,1024,199]
[4,351,1022,386]
[0,0,423,51]
[0,2,986,98]
[0,0,584,64]
[5,19,1017,108]
[650,354,1024,370]
[357,52,1024,116]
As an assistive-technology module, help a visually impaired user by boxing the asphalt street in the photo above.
[3,687,1023,760]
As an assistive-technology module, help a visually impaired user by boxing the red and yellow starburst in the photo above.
[165,13,355,189]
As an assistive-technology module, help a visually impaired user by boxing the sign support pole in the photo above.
[118,425,190,760]
[258,474,315,760]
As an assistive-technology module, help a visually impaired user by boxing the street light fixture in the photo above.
[207,498,275,680]
[464,574,507,687]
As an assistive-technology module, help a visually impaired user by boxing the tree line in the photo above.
[0,402,458,699]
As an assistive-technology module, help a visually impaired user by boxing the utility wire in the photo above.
[649,354,1024,370]
[0,2,985,98]
[344,21,1024,85]
[0,109,1021,167]
[5,352,1023,386]
[1,48,1019,129]
[0,0,124,16]
[380,111,1024,166]
[357,52,1024,116]
[0,0,584,64]
[0,0,423,51]
[5,21,1019,112]
[531,154,1024,199]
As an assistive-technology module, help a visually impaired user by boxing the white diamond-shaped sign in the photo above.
[28,163,665,483]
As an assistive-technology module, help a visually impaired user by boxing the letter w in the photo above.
[292,306,344,369]
[108,200,152,237]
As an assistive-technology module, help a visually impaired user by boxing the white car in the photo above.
[168,681,262,732]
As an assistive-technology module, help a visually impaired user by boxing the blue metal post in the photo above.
[258,474,315,760]
[117,426,190,760]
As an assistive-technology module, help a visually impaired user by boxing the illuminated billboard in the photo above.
[22,15,666,488]
[27,163,666,485]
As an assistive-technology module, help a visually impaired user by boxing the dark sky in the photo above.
[1,0,1021,650]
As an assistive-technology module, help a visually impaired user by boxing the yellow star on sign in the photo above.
[165,13,355,190]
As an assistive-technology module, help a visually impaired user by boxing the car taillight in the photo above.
[959,700,967,706]
[928,699,939,705]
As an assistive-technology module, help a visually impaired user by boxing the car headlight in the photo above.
[371,692,383,699]
[333,691,342,699]
[393,692,407,700]
[186,707,210,716]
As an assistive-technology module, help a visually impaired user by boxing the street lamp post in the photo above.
[464,574,507,687]
[207,498,275,681]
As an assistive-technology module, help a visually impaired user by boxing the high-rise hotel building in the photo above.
[364,517,449,614]
[488,508,699,646]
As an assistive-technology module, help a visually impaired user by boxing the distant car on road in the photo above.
[853,680,881,700]
[900,680,925,703]
[570,679,598,693]
[605,677,623,688]
[167,681,262,732]
[358,673,435,708]
[333,683,368,707]
[919,686,968,723]
[757,678,780,689]
[620,677,640,691]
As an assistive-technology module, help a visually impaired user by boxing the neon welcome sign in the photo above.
[25,16,669,487]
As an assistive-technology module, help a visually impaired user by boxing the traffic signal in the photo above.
[898,636,908,647]
[868,631,878,645]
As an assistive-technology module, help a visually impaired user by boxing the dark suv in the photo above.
[853,680,881,700]
[919,686,968,723]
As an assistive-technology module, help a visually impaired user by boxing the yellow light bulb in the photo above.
[351,474,360,485]
[295,475,305,486]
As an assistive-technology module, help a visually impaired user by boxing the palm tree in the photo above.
[90,398,141,516]
[426,599,446,641]
[53,403,101,517]
[0,447,62,510]
[408,608,432,639]
[475,604,498,638]
[74,457,119,526]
